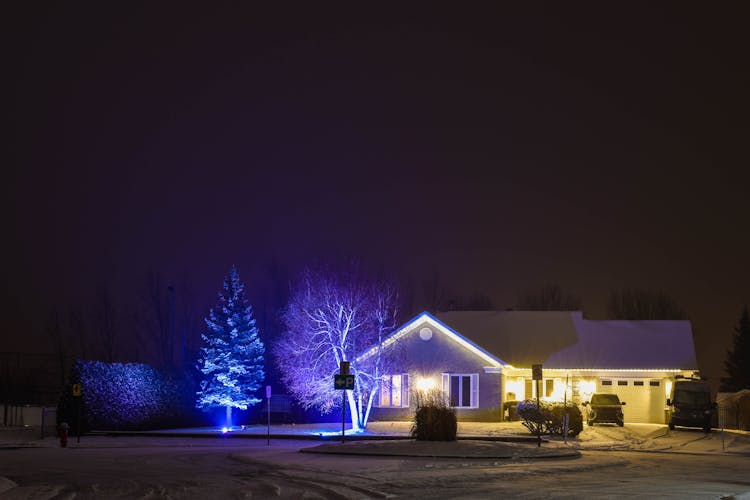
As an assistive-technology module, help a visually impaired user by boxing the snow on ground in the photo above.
[3,420,749,456]
[2,424,750,499]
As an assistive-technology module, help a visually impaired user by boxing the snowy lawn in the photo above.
[4,420,749,456]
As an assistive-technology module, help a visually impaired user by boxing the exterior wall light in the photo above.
[416,376,437,393]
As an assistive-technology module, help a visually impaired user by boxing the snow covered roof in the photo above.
[436,311,698,370]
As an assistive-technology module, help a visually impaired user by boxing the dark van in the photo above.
[667,378,715,432]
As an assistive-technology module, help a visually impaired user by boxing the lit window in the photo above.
[442,373,478,408]
[379,374,409,407]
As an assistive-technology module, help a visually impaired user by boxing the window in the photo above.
[618,380,628,386]
[633,381,644,386]
[602,380,613,386]
[442,373,478,408]
[379,374,409,407]
[524,378,557,398]
[545,379,554,397]
[649,381,660,387]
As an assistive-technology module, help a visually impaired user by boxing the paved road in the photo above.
[1,436,749,499]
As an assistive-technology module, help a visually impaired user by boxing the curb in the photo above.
[86,430,546,443]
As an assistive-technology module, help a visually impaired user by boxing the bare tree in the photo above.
[607,289,686,320]
[45,309,67,385]
[68,306,88,360]
[175,278,200,369]
[422,266,447,313]
[447,291,494,311]
[516,284,582,311]
[274,265,399,430]
[138,271,172,368]
[93,286,118,362]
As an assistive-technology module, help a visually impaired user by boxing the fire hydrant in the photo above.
[58,422,69,447]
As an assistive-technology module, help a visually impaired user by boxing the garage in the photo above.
[599,378,666,423]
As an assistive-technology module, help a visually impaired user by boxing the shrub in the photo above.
[410,389,457,441]
[58,360,201,431]
[517,399,582,437]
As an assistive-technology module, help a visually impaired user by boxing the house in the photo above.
[361,310,698,424]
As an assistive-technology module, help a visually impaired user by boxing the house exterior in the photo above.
[361,310,698,424]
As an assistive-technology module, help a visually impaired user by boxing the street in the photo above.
[1,435,749,499]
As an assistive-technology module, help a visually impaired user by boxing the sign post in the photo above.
[266,385,272,446]
[72,383,82,444]
[337,361,351,443]
[563,373,569,444]
[532,364,543,447]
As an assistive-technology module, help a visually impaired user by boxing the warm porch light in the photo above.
[579,380,596,398]
[549,379,568,401]
[415,377,436,393]
[505,378,525,400]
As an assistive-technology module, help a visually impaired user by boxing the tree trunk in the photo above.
[346,391,360,432]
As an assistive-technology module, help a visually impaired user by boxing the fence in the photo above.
[2,404,59,438]
[717,390,750,431]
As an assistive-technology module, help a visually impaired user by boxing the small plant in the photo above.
[410,388,457,441]
[517,399,582,437]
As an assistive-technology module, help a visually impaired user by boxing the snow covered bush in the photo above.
[517,399,582,437]
[58,360,196,431]
[410,389,457,441]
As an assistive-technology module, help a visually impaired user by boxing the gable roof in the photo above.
[436,311,578,368]
[357,311,506,367]
[436,310,698,370]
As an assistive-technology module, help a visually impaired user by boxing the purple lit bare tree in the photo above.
[274,266,399,431]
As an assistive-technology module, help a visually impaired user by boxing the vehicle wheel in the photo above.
[668,423,675,430]
[587,420,594,426]
[617,420,624,427]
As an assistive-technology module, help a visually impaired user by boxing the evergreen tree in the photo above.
[196,266,265,427]
[721,306,750,391]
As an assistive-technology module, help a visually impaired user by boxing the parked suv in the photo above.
[583,393,626,427]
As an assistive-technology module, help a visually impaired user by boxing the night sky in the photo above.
[7,4,749,384]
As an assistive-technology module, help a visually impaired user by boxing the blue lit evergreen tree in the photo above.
[196,266,265,428]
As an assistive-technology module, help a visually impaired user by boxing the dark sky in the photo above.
[6,4,749,383]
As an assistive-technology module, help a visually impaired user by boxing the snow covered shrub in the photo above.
[410,389,457,441]
[549,402,583,436]
[517,400,582,437]
[58,360,197,431]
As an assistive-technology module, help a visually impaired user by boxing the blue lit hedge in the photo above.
[58,360,199,431]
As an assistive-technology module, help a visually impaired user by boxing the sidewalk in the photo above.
[3,421,749,457]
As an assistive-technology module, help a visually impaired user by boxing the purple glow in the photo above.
[273,266,399,430]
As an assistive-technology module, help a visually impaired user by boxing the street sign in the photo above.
[334,374,354,390]
[339,361,350,375]
[72,383,81,397]
[532,364,543,381]
[266,385,272,399]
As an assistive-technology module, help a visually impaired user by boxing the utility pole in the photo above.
[167,285,176,369]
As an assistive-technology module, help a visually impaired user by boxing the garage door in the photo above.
[598,379,665,423]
